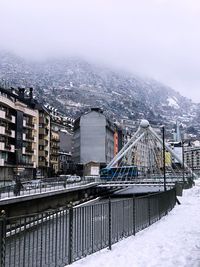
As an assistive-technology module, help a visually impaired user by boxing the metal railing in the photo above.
[0,188,176,267]
[100,174,194,184]
[0,179,97,201]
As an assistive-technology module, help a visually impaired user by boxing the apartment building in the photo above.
[37,105,51,177]
[0,87,76,181]
[184,146,200,176]
[72,108,116,168]
[0,87,39,182]
[45,105,74,176]
[50,126,60,175]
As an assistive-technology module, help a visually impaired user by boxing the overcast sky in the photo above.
[0,0,200,102]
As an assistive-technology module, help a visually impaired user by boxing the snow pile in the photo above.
[167,97,180,109]
[70,181,200,267]
[112,91,122,96]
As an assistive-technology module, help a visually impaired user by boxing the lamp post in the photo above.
[162,126,166,191]
[191,151,194,181]
[182,141,185,183]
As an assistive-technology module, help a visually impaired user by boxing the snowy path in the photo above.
[70,180,200,267]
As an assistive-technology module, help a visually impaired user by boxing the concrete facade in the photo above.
[73,109,115,165]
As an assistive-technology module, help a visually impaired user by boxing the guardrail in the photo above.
[0,174,192,201]
[0,179,97,201]
[0,188,176,267]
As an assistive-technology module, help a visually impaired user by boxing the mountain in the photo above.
[0,51,199,137]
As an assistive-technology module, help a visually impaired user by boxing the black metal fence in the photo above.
[0,188,176,267]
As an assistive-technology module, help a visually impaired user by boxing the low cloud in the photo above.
[0,0,200,102]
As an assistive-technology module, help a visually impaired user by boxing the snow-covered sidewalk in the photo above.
[70,180,200,267]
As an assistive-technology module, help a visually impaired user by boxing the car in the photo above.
[25,179,43,190]
[67,175,81,183]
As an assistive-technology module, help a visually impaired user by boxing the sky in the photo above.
[0,0,200,102]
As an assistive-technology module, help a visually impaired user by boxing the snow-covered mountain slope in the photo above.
[0,51,199,136]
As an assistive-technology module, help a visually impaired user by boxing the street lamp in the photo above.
[191,151,194,181]
[182,141,185,183]
[162,126,166,192]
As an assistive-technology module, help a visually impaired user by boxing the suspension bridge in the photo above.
[101,119,196,186]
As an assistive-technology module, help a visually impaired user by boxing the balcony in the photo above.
[39,150,48,157]
[38,160,49,167]
[26,122,35,128]
[0,110,15,124]
[39,117,49,125]
[0,142,15,152]
[26,135,34,141]
[11,130,15,138]
[39,139,46,146]
[23,119,34,129]
[0,126,5,135]
[4,144,15,153]
[0,142,5,151]
[25,147,34,154]
[0,126,15,138]
[22,146,34,154]
[51,150,59,156]
[23,133,26,141]
[51,137,59,142]
[0,110,5,119]
[39,139,49,147]
[5,143,11,150]
[23,133,35,142]
[51,143,60,150]
[6,114,15,123]
[5,113,12,120]
[5,129,12,136]
[39,128,49,135]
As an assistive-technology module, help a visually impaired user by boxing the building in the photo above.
[45,105,74,176]
[0,87,75,181]
[37,105,51,177]
[72,108,117,174]
[59,151,73,174]
[0,87,39,182]
[50,127,60,175]
[59,129,73,174]
[184,146,200,176]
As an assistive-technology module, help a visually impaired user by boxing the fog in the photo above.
[0,0,200,102]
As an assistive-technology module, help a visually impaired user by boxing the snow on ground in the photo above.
[70,180,200,267]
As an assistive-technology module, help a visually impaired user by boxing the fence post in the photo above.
[132,196,136,235]
[148,197,151,226]
[108,198,112,250]
[174,188,178,206]
[0,210,6,267]
[169,190,173,211]
[158,194,161,220]
[91,206,94,253]
[68,207,73,265]
[165,191,168,215]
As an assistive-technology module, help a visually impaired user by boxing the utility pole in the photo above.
[162,126,166,191]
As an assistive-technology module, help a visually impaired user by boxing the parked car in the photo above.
[67,175,81,183]
[25,179,43,190]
